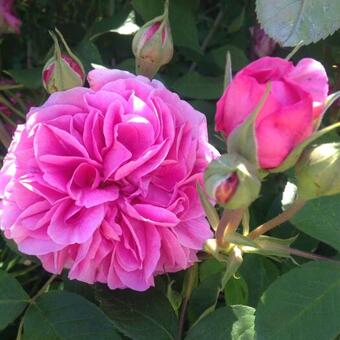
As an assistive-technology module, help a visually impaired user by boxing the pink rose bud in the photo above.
[296,143,340,200]
[0,0,21,34]
[215,57,329,170]
[249,25,277,58]
[204,154,261,209]
[132,2,173,78]
[42,29,85,93]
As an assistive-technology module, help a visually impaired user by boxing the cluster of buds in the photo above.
[132,0,173,78]
[42,29,85,94]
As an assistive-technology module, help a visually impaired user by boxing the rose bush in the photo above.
[215,57,329,169]
[0,68,218,291]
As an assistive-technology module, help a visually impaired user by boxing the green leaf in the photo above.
[208,45,248,72]
[186,305,255,340]
[75,40,103,73]
[169,0,201,53]
[239,255,279,307]
[96,286,178,340]
[171,72,223,100]
[22,291,121,340]
[0,270,29,330]
[291,194,340,251]
[224,276,249,306]
[5,68,43,89]
[256,0,340,46]
[62,277,96,303]
[89,8,131,40]
[255,261,340,340]
[228,8,245,34]
[188,273,222,324]
[132,0,164,21]
[231,305,255,340]
[199,258,225,282]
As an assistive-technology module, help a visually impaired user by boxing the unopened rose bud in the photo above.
[132,2,173,78]
[204,154,261,209]
[42,29,85,93]
[296,143,340,200]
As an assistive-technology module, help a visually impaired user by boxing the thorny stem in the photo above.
[16,275,57,340]
[177,264,197,340]
[249,200,305,240]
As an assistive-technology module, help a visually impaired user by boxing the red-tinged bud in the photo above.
[42,29,85,93]
[204,154,261,209]
[132,1,173,78]
[215,173,239,205]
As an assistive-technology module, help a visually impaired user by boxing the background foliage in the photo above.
[0,0,339,339]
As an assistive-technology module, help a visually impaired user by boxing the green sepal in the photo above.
[314,91,340,130]
[227,82,272,168]
[221,246,243,288]
[223,51,232,89]
[55,28,85,79]
[196,182,220,231]
[241,235,298,258]
[223,232,257,248]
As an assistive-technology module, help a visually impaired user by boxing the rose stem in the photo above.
[289,248,340,264]
[188,3,226,73]
[249,199,306,240]
[216,208,244,246]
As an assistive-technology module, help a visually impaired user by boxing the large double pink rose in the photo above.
[0,69,218,291]
[216,57,329,169]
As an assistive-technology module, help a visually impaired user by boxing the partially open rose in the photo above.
[216,57,329,169]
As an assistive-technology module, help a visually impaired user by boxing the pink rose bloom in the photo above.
[216,57,329,169]
[0,0,21,34]
[0,68,218,291]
